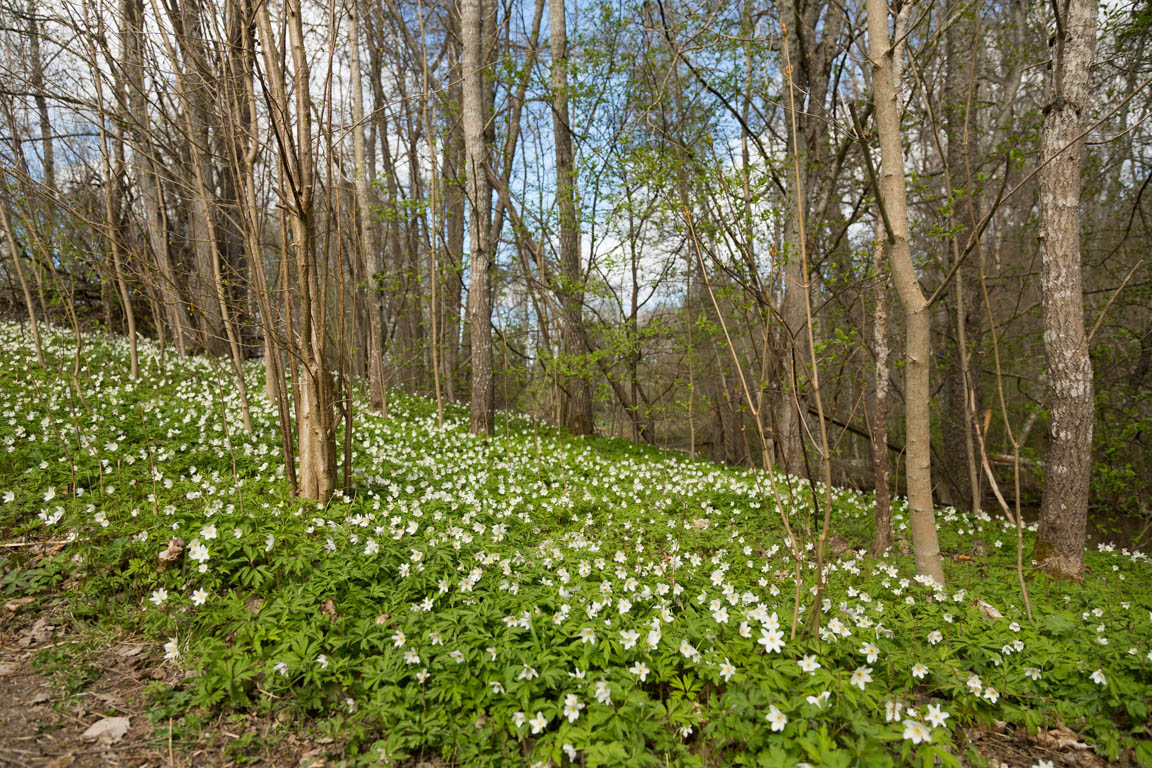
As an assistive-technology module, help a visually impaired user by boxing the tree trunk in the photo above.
[348,0,386,413]
[550,0,592,435]
[869,220,891,554]
[865,0,945,586]
[463,0,494,434]
[940,0,983,514]
[165,0,228,356]
[255,0,335,501]
[122,0,194,355]
[440,47,465,401]
[1035,0,1098,580]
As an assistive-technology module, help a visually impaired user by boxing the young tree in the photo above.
[255,0,336,500]
[462,0,494,434]
[550,0,592,435]
[347,0,387,414]
[865,0,945,585]
[1035,0,1099,579]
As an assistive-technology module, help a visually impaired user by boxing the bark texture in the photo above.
[348,0,387,414]
[869,221,891,554]
[463,0,494,434]
[550,0,592,436]
[255,0,335,500]
[865,0,946,586]
[1036,0,1098,579]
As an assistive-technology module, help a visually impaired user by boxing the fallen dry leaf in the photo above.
[81,716,131,745]
[973,599,1003,619]
[18,616,56,647]
[3,596,36,613]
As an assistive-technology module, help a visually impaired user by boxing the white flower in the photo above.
[798,655,821,673]
[927,630,943,645]
[317,654,329,669]
[562,693,584,723]
[806,691,830,708]
[758,627,785,654]
[679,638,700,661]
[163,637,179,660]
[273,661,289,676]
[2,491,13,503]
[1025,667,1042,681]
[150,588,168,606]
[902,720,931,744]
[885,700,903,722]
[765,705,787,732]
[512,711,527,729]
[911,663,928,679]
[860,641,879,663]
[850,666,873,690]
[264,534,274,552]
[392,631,406,648]
[191,588,208,606]
[580,627,596,644]
[1090,669,1107,686]
[200,524,217,540]
[629,661,649,681]
[719,658,737,682]
[188,540,209,563]
[983,687,1000,704]
[593,680,611,705]
[518,665,538,681]
[925,703,949,729]
[620,629,639,649]
[966,673,983,695]
[529,711,548,734]
[404,651,420,665]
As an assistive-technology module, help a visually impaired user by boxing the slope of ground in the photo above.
[1,323,1150,767]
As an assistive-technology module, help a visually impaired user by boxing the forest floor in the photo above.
[1,323,1150,767]
[0,589,326,767]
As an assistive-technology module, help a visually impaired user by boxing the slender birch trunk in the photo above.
[865,0,945,585]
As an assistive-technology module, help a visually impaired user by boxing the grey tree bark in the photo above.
[348,0,387,414]
[550,0,592,436]
[1036,0,1098,579]
[122,0,194,355]
[463,0,494,434]
[869,220,891,554]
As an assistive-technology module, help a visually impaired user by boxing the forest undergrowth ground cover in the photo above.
[0,322,1150,768]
